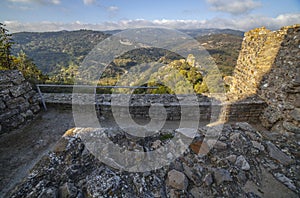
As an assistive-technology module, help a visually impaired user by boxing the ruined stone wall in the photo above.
[258,25,300,135]
[225,24,300,135]
[225,26,292,100]
[42,93,265,123]
[0,70,40,133]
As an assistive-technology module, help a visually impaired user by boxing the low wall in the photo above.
[0,70,40,133]
[42,93,265,123]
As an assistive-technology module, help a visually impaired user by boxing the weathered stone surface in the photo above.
[226,26,291,99]
[283,121,300,133]
[0,100,6,109]
[224,24,300,135]
[274,173,297,191]
[182,163,202,186]
[214,141,227,150]
[6,97,25,109]
[235,155,250,170]
[43,93,265,123]
[58,182,78,198]
[236,122,256,132]
[290,108,300,121]
[294,95,300,107]
[266,141,294,165]
[0,109,19,121]
[9,83,29,97]
[38,187,58,198]
[167,170,188,190]
[213,168,233,185]
[251,141,265,151]
[31,104,41,113]
[257,26,300,133]
[226,154,237,163]
[260,106,282,129]
[203,173,213,186]
[0,70,40,133]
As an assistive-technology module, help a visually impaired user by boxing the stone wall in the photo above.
[225,25,295,101]
[258,25,300,135]
[225,24,300,135]
[0,70,40,133]
[42,93,265,123]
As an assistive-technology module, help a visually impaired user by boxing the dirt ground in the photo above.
[0,107,75,197]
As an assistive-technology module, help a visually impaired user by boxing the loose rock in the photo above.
[266,141,294,165]
[167,170,188,190]
[235,155,250,171]
[213,168,233,185]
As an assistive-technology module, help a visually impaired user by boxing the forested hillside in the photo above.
[196,34,243,76]
[11,30,108,74]
[10,29,243,91]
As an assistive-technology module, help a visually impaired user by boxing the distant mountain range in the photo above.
[11,28,244,76]
[103,28,244,37]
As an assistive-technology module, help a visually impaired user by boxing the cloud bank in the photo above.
[206,0,262,15]
[4,13,300,33]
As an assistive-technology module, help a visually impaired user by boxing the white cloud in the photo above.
[51,0,60,4]
[83,0,96,5]
[8,0,60,5]
[107,6,119,12]
[206,0,261,15]
[4,13,300,33]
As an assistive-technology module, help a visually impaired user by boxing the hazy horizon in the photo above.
[1,0,299,33]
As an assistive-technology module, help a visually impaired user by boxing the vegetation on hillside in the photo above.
[196,34,243,76]
[12,30,108,74]
[6,27,243,93]
[0,23,46,83]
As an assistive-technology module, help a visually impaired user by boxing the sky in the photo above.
[1,0,300,33]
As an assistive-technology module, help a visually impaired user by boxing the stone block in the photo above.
[6,97,26,109]
[9,84,28,97]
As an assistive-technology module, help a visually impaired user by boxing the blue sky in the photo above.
[1,0,300,32]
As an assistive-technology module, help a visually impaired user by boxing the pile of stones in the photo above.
[9,122,299,197]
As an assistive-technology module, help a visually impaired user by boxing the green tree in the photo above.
[11,50,47,83]
[0,23,13,69]
[48,62,79,84]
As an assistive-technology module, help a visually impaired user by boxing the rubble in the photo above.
[8,122,300,197]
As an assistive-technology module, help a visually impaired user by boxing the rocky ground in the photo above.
[0,107,75,197]
[7,121,299,198]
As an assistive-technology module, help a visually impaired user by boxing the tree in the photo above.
[0,23,13,69]
[48,61,79,84]
[11,50,47,83]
